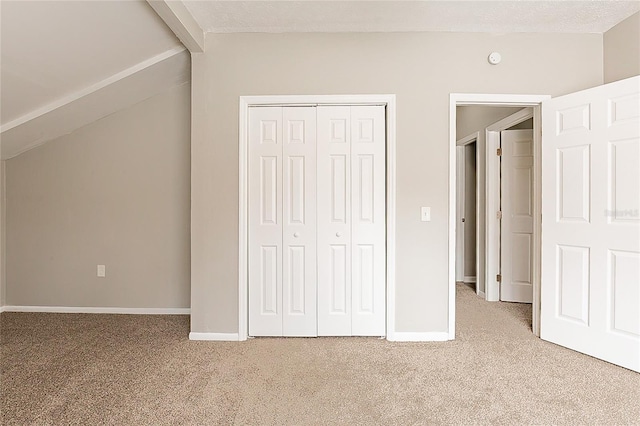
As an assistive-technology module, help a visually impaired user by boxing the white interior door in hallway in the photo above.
[500,129,534,303]
[248,105,386,337]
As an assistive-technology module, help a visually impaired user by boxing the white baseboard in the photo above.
[189,332,240,341]
[477,290,486,298]
[1,306,190,315]
[387,332,450,342]
[464,276,477,283]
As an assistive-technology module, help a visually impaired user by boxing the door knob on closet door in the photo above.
[336,232,342,237]
[293,232,300,238]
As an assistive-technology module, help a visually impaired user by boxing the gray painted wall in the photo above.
[191,32,603,334]
[509,118,534,130]
[604,12,640,84]
[456,107,522,139]
[4,83,191,309]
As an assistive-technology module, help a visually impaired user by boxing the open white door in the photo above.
[501,129,534,303]
[541,76,640,372]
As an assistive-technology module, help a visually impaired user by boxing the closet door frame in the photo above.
[239,95,397,341]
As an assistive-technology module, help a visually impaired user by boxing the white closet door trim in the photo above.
[240,94,391,106]
[239,95,396,341]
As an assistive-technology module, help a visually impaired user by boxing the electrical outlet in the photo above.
[97,265,106,278]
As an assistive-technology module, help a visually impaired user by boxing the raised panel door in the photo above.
[282,107,317,336]
[249,107,283,336]
[317,106,352,336]
[350,106,386,336]
[501,129,534,303]
[541,76,640,372]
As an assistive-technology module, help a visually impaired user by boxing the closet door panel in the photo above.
[282,107,317,336]
[249,104,386,338]
[317,106,352,336]
[249,107,284,336]
[351,106,386,336]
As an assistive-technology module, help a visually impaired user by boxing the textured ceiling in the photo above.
[183,1,640,34]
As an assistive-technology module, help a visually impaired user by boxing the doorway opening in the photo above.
[455,106,535,326]
[455,132,480,289]
[449,94,549,340]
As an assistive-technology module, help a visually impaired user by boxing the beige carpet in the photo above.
[1,283,639,425]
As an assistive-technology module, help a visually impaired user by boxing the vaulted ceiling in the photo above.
[0,0,188,159]
[1,0,639,159]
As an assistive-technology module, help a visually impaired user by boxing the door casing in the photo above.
[449,94,550,339]
[239,95,398,342]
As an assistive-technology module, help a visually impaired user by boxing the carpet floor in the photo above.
[1,283,639,425]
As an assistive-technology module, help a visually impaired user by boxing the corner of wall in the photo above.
[604,12,640,84]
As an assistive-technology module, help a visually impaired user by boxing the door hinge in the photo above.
[496,148,502,156]
[496,274,502,282]
[497,211,502,220]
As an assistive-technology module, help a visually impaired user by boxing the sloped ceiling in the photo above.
[183,0,640,34]
[0,0,189,159]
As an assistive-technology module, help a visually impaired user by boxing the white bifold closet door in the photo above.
[317,106,386,336]
[248,105,385,337]
[249,107,317,337]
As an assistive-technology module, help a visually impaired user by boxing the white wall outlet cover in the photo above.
[97,265,106,278]
[488,52,501,65]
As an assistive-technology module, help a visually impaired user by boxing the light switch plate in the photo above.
[421,207,431,222]
[97,265,106,278]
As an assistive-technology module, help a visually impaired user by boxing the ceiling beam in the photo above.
[147,1,204,53]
